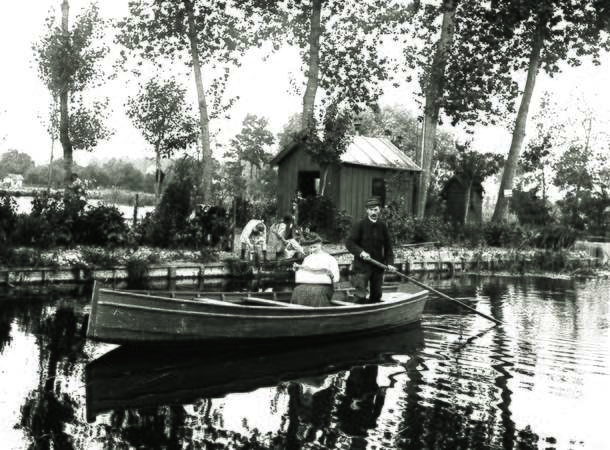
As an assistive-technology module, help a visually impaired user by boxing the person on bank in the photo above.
[239,219,267,261]
[345,196,396,304]
[291,233,340,307]
[269,214,304,260]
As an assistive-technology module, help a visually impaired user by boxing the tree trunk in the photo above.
[47,133,55,192]
[320,165,328,196]
[60,0,73,186]
[154,145,161,204]
[185,0,212,203]
[302,0,322,131]
[415,0,456,218]
[492,27,544,222]
[463,179,472,224]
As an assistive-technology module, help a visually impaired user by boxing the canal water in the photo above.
[0,275,608,449]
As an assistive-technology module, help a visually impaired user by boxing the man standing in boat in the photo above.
[346,196,396,304]
[291,233,340,307]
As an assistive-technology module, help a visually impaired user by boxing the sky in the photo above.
[1,1,609,168]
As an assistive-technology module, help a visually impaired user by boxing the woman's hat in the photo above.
[300,232,322,246]
[365,196,382,208]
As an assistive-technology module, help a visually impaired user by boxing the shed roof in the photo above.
[270,135,421,172]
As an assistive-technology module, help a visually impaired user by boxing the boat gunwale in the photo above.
[96,290,428,320]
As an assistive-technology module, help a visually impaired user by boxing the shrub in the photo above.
[0,193,17,245]
[451,222,486,247]
[137,178,193,248]
[79,247,121,268]
[297,196,352,241]
[234,197,277,228]
[526,224,579,250]
[126,255,151,287]
[511,189,553,226]
[78,204,129,247]
[383,201,452,245]
[189,205,231,249]
[482,222,524,247]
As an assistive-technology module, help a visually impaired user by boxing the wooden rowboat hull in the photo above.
[85,324,425,421]
[86,283,428,344]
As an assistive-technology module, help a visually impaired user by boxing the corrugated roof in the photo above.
[270,135,421,171]
[341,136,420,171]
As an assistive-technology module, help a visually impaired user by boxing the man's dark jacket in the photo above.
[345,218,394,272]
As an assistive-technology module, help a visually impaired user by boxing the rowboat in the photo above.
[85,324,425,421]
[86,282,428,344]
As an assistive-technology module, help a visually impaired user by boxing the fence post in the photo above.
[133,193,139,227]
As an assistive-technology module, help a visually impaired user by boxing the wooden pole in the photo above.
[366,257,501,326]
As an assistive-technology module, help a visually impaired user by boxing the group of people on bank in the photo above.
[239,196,397,306]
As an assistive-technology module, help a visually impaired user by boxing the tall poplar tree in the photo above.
[33,1,112,185]
[118,0,276,202]
[488,1,610,221]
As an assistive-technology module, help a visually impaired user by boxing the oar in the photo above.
[366,257,501,326]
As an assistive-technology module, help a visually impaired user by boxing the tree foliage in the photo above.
[441,142,503,223]
[483,0,610,221]
[221,114,276,202]
[302,102,353,195]
[0,150,35,178]
[117,0,278,201]
[126,78,199,201]
[227,114,275,170]
[263,0,406,129]
[32,2,112,184]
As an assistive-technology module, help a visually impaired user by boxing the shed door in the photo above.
[372,178,386,206]
[298,171,320,198]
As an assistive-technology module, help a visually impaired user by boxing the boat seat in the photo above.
[242,296,311,308]
[330,299,358,307]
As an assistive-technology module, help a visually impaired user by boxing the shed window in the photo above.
[372,178,386,206]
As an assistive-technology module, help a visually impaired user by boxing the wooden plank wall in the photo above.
[339,165,416,221]
[276,146,418,222]
[276,146,320,217]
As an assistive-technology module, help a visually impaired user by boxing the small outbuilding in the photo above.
[440,175,484,224]
[270,135,421,220]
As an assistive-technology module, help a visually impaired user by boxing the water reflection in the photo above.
[17,305,87,450]
[1,275,608,449]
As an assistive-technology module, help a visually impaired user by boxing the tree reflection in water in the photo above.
[283,374,340,449]
[17,305,87,450]
[336,365,385,440]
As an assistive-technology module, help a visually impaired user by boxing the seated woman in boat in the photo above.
[291,233,340,307]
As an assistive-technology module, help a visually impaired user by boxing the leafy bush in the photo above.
[189,205,231,249]
[126,255,150,288]
[512,189,553,227]
[233,197,277,228]
[482,222,524,247]
[383,201,452,245]
[0,247,46,268]
[297,196,352,241]
[450,222,486,247]
[136,177,193,248]
[526,224,579,249]
[79,247,121,268]
[0,193,17,245]
[78,204,129,247]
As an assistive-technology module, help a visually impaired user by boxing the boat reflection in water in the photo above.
[85,325,425,444]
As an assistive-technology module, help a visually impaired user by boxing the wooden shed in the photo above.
[270,135,421,220]
[440,175,484,224]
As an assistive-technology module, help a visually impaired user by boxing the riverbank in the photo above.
[0,243,605,287]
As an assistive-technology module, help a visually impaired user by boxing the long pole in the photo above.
[367,257,501,326]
